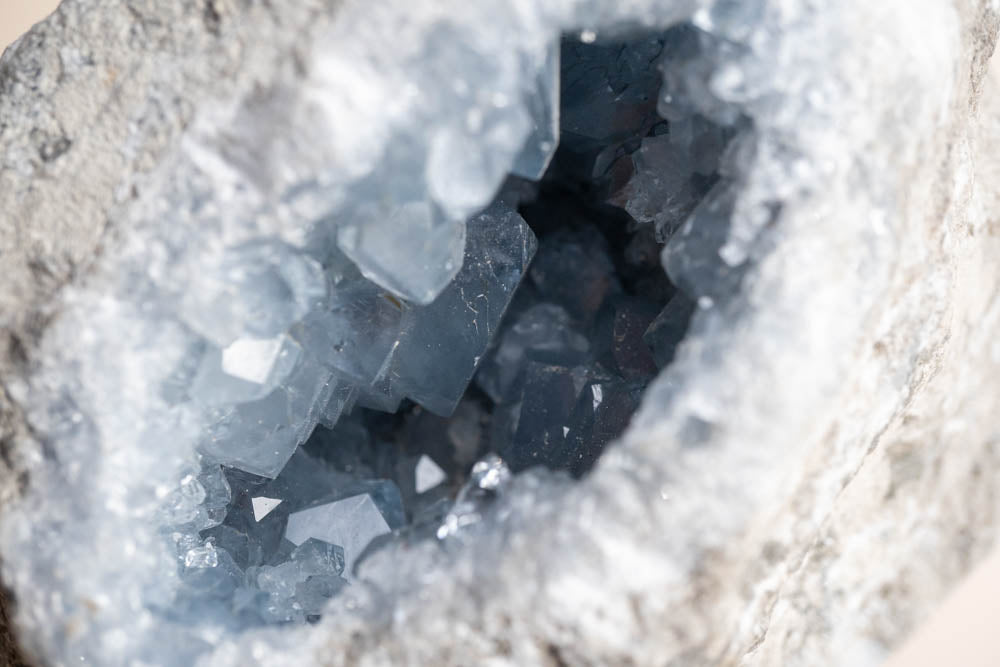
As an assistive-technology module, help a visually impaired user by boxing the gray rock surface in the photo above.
[1,0,999,665]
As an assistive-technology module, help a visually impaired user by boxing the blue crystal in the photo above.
[476,303,589,403]
[512,42,561,180]
[291,538,346,577]
[563,379,641,476]
[644,293,696,368]
[105,25,731,651]
[529,227,621,327]
[370,204,537,416]
[285,494,393,577]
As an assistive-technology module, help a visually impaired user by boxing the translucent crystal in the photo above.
[511,42,561,180]
[337,200,466,305]
[661,181,741,301]
[317,380,358,429]
[476,303,590,403]
[184,544,219,569]
[192,464,233,530]
[437,455,512,540]
[179,240,327,346]
[189,336,301,407]
[610,297,660,382]
[290,538,346,577]
[427,115,530,218]
[200,356,341,478]
[285,494,394,576]
[178,546,242,601]
[256,560,298,594]
[370,204,537,416]
[295,574,348,617]
[290,267,406,390]
[564,379,640,476]
[610,135,701,241]
[644,293,696,368]
[496,362,585,472]
[559,34,665,178]
[163,474,208,526]
[657,25,742,127]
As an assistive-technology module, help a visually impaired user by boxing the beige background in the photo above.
[0,2,997,666]
[0,0,59,52]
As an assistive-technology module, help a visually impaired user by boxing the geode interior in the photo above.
[1,14,740,666]
[160,28,728,631]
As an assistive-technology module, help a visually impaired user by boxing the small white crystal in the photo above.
[415,455,447,494]
[592,384,604,411]
[190,336,301,408]
[251,497,283,522]
[184,544,219,569]
[221,337,285,384]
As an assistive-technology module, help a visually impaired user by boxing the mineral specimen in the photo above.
[0,8,716,658]
[3,0,988,665]
[146,22,702,643]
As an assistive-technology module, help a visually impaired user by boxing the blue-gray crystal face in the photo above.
[153,25,726,637]
[369,204,538,417]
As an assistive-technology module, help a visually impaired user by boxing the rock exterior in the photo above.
[0,0,999,666]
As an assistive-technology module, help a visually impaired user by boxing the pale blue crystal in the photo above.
[371,204,537,416]
[437,454,512,540]
[291,538,346,577]
[644,293,696,368]
[294,575,348,617]
[285,494,393,576]
[200,357,341,478]
[512,42,561,180]
[290,259,406,390]
[189,336,301,408]
[179,240,327,346]
[337,200,466,305]
[661,181,740,301]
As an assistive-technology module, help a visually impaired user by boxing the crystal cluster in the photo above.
[192,205,536,480]
[153,29,725,631]
[2,0,974,663]
[1,5,733,664]
[158,202,536,625]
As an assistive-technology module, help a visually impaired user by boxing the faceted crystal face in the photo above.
[512,41,561,180]
[644,293,696,368]
[291,538,346,577]
[374,204,538,416]
[337,201,468,305]
[285,495,392,576]
[415,455,447,494]
[252,497,283,521]
[190,336,301,407]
